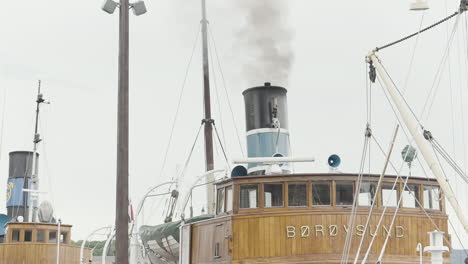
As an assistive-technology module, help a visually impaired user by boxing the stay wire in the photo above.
[376,11,460,51]
[371,135,455,251]
[430,144,468,252]
[421,14,461,120]
[213,123,230,169]
[177,123,204,186]
[208,26,245,157]
[380,61,424,128]
[341,135,369,264]
[431,140,468,184]
[402,11,426,95]
[207,33,227,149]
[158,25,201,182]
[353,126,399,264]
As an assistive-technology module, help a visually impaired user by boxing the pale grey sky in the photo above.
[0,0,467,248]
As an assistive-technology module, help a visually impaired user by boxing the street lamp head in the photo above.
[102,0,118,14]
[131,1,147,16]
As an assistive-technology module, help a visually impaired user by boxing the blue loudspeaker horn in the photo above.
[328,154,341,168]
[231,165,248,177]
[273,153,285,167]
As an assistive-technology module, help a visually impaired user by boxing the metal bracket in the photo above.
[202,118,215,125]
[423,130,434,141]
[365,125,372,138]
[460,0,468,12]
[369,63,377,83]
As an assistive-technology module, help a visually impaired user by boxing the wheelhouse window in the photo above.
[381,183,398,207]
[423,186,440,210]
[60,232,68,243]
[312,182,331,206]
[403,184,420,208]
[24,230,32,242]
[37,230,45,242]
[216,188,225,214]
[240,184,258,209]
[359,182,377,206]
[264,183,283,208]
[288,183,307,207]
[49,231,57,243]
[226,187,233,212]
[336,182,354,206]
[11,229,20,242]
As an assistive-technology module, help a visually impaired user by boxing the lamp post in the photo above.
[101,1,146,263]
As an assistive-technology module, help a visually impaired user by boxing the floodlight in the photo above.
[102,0,119,14]
[131,1,147,16]
[410,0,429,11]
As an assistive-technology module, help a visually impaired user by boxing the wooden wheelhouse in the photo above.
[0,222,92,264]
[180,173,450,264]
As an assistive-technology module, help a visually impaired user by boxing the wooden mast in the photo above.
[201,0,215,215]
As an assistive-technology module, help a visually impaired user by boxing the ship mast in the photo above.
[27,80,46,222]
[201,0,215,215]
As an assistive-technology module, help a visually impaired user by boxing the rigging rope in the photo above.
[158,25,201,183]
[402,12,426,95]
[208,34,227,149]
[341,132,370,264]
[352,126,399,264]
[376,11,460,51]
[421,14,461,120]
[213,123,230,168]
[371,135,457,250]
[208,26,245,157]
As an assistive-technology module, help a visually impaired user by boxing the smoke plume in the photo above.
[235,0,294,86]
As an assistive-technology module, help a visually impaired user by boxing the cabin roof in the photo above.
[215,172,439,185]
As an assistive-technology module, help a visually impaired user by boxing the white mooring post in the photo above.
[423,230,449,264]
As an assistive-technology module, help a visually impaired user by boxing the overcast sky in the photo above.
[0,0,467,248]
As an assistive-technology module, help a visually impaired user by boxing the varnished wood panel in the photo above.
[230,212,449,263]
[190,217,232,264]
[0,243,92,264]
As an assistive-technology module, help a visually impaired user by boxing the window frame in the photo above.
[263,182,284,208]
[239,184,259,210]
[423,185,441,211]
[335,181,355,207]
[216,187,225,215]
[226,186,233,213]
[287,182,308,207]
[402,183,421,209]
[311,181,332,207]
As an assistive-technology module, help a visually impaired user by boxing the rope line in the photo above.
[158,25,201,183]
[421,14,461,120]
[208,26,245,157]
[371,135,456,250]
[213,123,230,168]
[376,11,459,51]
[353,127,399,264]
[341,135,370,264]
[402,11,426,95]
